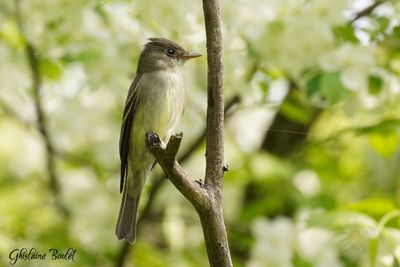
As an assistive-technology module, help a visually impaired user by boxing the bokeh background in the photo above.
[1,0,400,266]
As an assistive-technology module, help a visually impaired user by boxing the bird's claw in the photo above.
[145,131,160,149]
[223,163,229,172]
[195,179,204,187]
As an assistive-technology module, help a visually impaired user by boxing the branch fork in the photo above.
[145,131,209,210]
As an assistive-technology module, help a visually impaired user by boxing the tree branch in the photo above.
[351,0,387,23]
[115,95,240,267]
[15,0,68,217]
[145,132,209,209]
[201,0,232,266]
[203,0,224,191]
[145,130,233,267]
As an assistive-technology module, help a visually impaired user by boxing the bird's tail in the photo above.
[115,187,141,244]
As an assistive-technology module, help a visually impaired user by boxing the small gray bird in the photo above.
[116,38,201,243]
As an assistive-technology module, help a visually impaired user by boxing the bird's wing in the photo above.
[119,73,142,193]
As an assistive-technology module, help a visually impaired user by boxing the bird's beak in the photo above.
[182,51,201,60]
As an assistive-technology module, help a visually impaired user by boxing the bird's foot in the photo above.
[145,131,161,150]
[195,179,204,187]
[223,163,229,172]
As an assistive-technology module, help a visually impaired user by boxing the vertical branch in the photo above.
[203,0,224,192]
[15,0,68,216]
[201,0,232,266]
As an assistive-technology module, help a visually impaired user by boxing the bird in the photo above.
[116,38,201,243]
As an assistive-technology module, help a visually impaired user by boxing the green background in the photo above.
[1,0,400,266]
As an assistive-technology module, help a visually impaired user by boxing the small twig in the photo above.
[15,0,68,217]
[351,0,387,23]
[165,133,183,166]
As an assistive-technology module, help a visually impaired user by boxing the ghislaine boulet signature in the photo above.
[9,247,76,265]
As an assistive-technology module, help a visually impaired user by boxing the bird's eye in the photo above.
[166,48,176,57]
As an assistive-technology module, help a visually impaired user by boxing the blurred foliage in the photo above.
[0,0,400,266]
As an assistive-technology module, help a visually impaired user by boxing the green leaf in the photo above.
[368,74,383,95]
[307,72,349,103]
[279,91,312,124]
[293,254,313,267]
[0,19,24,47]
[374,16,390,33]
[73,49,103,63]
[257,77,270,94]
[320,72,348,104]
[393,26,400,38]
[382,25,400,51]
[262,67,285,80]
[369,16,391,41]
[333,25,359,43]
[39,59,63,80]
[134,242,172,267]
[354,119,400,134]
[307,211,376,229]
[368,130,398,158]
[306,74,321,96]
[368,237,379,267]
[269,20,285,34]
[345,198,397,218]
[280,100,311,124]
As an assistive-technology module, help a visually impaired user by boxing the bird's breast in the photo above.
[134,70,186,140]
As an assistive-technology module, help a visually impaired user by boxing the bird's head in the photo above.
[138,38,201,73]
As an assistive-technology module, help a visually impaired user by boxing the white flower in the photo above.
[341,67,368,91]
[319,44,376,92]
[319,44,376,72]
[104,3,140,42]
[293,170,321,197]
[297,228,342,267]
[309,0,348,24]
[229,108,274,153]
[268,79,290,103]
[239,0,348,77]
[248,217,295,267]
